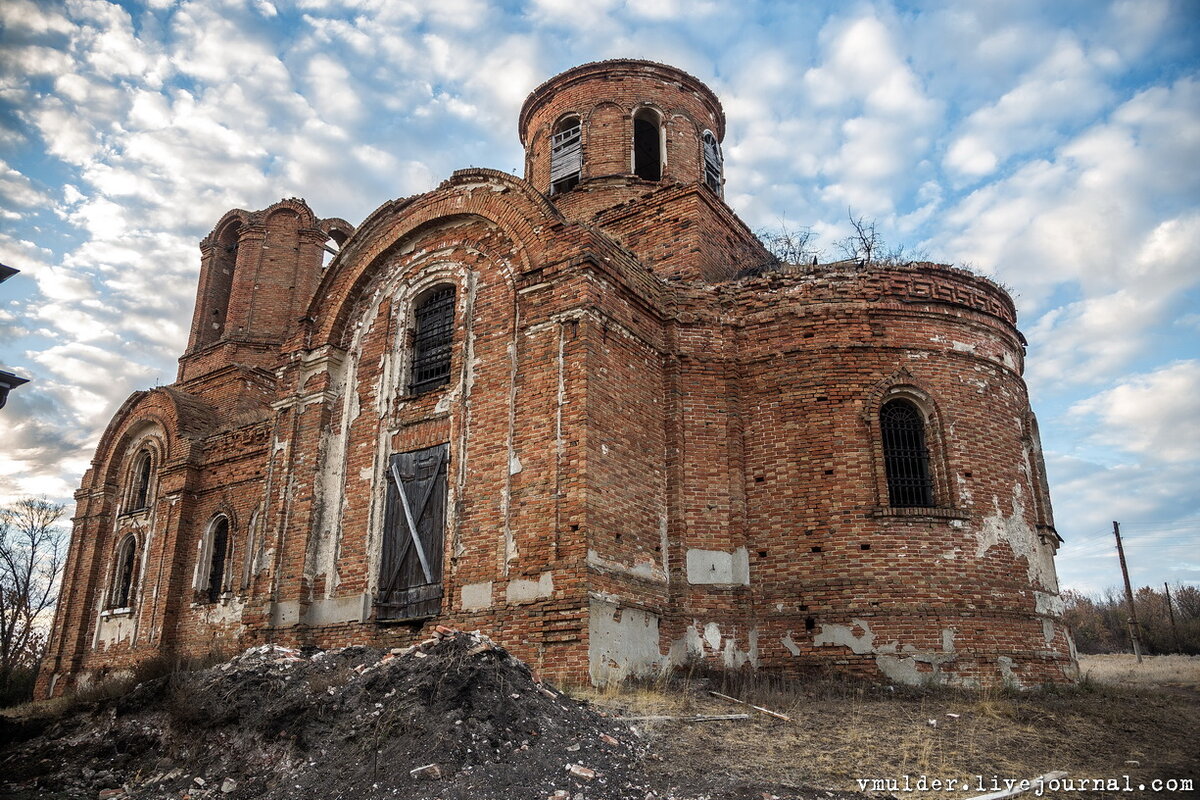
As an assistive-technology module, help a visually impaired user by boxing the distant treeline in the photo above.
[1062,585,1200,655]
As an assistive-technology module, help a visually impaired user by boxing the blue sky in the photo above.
[1,0,1197,596]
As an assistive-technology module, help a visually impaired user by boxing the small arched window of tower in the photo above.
[703,131,723,195]
[880,399,934,507]
[128,449,153,512]
[197,516,230,604]
[633,108,662,182]
[549,115,582,195]
[108,534,139,609]
[409,286,456,395]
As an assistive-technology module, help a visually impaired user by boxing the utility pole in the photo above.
[1165,582,1182,655]
[1113,521,1142,663]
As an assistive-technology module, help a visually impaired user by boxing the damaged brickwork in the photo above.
[38,59,1076,699]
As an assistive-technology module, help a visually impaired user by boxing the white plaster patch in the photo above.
[506,571,554,604]
[781,632,801,656]
[588,599,664,685]
[997,656,1025,689]
[1035,590,1064,616]
[977,491,1058,591]
[509,454,522,475]
[703,622,721,651]
[270,600,301,627]
[813,619,875,654]
[460,581,493,611]
[95,611,136,649]
[685,547,749,586]
[304,593,370,625]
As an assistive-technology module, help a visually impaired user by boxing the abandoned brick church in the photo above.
[39,60,1078,697]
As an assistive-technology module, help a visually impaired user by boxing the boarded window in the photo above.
[703,130,723,195]
[129,450,152,511]
[205,517,229,603]
[409,286,455,395]
[633,108,662,181]
[109,535,138,609]
[550,117,582,195]
[377,443,448,621]
[881,399,934,507]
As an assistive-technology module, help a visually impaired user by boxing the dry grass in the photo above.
[577,658,1199,798]
[1079,653,1200,687]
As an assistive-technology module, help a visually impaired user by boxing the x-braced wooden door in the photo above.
[376,443,447,621]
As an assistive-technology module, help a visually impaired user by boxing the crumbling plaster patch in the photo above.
[977,490,1058,592]
[588,599,663,685]
[809,618,970,687]
[667,620,758,671]
[587,549,666,583]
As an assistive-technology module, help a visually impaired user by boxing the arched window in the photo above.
[108,534,139,609]
[197,517,230,604]
[632,108,662,181]
[409,286,456,395]
[702,130,723,195]
[550,115,582,195]
[127,449,153,512]
[880,399,934,507]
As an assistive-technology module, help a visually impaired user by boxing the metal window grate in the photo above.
[409,286,455,394]
[881,399,934,507]
[703,131,722,195]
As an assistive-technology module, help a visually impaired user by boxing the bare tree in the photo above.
[756,219,823,266]
[835,209,883,264]
[835,208,928,266]
[0,497,66,696]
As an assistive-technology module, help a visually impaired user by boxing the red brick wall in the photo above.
[39,62,1075,698]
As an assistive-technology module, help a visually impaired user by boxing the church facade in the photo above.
[38,60,1077,697]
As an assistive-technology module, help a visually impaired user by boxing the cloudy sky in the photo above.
[1,0,1197,596]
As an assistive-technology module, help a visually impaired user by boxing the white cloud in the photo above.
[944,35,1113,180]
[1069,361,1200,464]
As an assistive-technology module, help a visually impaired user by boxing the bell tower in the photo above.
[519,59,765,282]
[179,198,352,383]
[518,60,727,218]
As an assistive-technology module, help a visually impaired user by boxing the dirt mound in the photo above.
[0,631,648,800]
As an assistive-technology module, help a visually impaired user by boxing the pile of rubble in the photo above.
[0,629,649,800]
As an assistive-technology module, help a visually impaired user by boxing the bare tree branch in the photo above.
[0,497,66,693]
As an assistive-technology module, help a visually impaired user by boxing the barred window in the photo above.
[702,130,722,195]
[881,399,934,507]
[108,535,138,609]
[550,116,582,195]
[409,286,456,395]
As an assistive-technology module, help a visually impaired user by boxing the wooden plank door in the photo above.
[376,443,447,621]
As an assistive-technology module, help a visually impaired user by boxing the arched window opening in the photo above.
[200,222,240,348]
[409,286,456,395]
[202,517,230,604]
[702,130,723,195]
[881,399,934,507]
[128,450,153,512]
[550,115,582,195]
[633,108,662,181]
[108,535,138,609]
